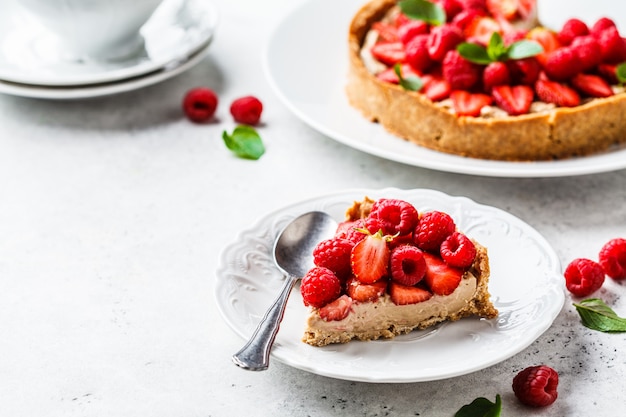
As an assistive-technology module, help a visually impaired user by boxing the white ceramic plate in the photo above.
[0,0,217,87]
[215,188,564,383]
[0,41,210,100]
[263,0,626,178]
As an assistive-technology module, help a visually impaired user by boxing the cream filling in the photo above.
[306,274,477,333]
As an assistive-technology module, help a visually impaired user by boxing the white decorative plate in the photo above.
[215,188,565,383]
[263,0,626,178]
[0,0,217,86]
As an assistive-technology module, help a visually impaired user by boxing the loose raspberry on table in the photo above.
[230,96,263,125]
[563,258,605,297]
[300,267,341,308]
[182,87,218,123]
[414,210,456,252]
[390,245,427,286]
[312,237,354,281]
[440,232,476,269]
[368,198,419,236]
[512,365,559,407]
[598,238,626,280]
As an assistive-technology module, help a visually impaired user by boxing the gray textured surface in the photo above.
[1,0,625,416]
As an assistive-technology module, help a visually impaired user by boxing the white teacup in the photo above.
[16,0,164,61]
[537,0,626,32]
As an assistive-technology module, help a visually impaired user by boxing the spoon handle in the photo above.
[232,275,298,371]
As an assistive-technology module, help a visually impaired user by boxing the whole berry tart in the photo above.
[301,197,497,347]
[346,0,626,161]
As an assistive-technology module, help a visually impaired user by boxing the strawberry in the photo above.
[543,47,582,81]
[346,276,388,302]
[371,42,406,66]
[526,27,561,66]
[516,0,535,19]
[421,74,452,101]
[428,24,464,62]
[558,18,589,46]
[571,73,614,98]
[319,295,352,321]
[535,79,580,107]
[506,57,540,85]
[389,282,433,305]
[570,35,602,72]
[350,230,390,284]
[590,17,617,37]
[597,63,619,84]
[465,16,501,45]
[457,0,487,12]
[451,9,486,32]
[372,22,399,43]
[398,20,429,45]
[596,26,626,64]
[423,253,464,295]
[442,50,482,90]
[405,34,434,72]
[485,0,519,20]
[491,84,534,115]
[435,0,464,21]
[483,61,511,92]
[450,90,493,117]
[376,64,421,84]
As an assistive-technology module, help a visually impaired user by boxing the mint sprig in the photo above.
[617,62,626,84]
[222,126,265,160]
[399,0,446,26]
[458,32,543,65]
[455,394,501,417]
[573,298,626,332]
[394,63,423,92]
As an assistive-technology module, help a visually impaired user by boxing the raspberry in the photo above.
[512,365,559,407]
[300,267,342,308]
[368,198,419,236]
[390,245,427,286]
[598,238,626,280]
[442,49,482,90]
[563,258,605,297]
[414,211,456,252]
[182,87,218,123]
[230,96,263,125]
[440,232,476,269]
[312,237,354,280]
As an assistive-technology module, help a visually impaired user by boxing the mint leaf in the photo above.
[394,63,423,91]
[507,40,544,60]
[399,0,446,25]
[617,62,626,84]
[457,43,492,64]
[573,298,626,332]
[486,32,507,62]
[455,394,501,417]
[222,126,265,160]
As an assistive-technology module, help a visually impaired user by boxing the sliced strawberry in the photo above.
[535,79,580,107]
[346,276,388,302]
[319,295,352,321]
[427,24,464,62]
[376,64,421,84]
[398,20,429,45]
[372,22,399,43]
[507,57,540,85]
[516,0,535,19]
[423,253,463,295]
[405,34,434,73]
[450,90,493,117]
[597,63,619,84]
[491,85,534,115]
[421,74,452,101]
[526,27,561,66]
[486,0,519,20]
[389,282,433,305]
[571,73,614,98]
[370,42,406,66]
[465,16,501,45]
[350,230,390,284]
[596,26,626,64]
[483,61,511,92]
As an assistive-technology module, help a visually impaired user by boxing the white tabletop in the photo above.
[1,0,625,415]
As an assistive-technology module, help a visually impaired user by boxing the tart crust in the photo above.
[302,197,498,347]
[346,0,626,161]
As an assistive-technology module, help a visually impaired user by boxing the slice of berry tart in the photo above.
[301,197,497,347]
[347,0,626,160]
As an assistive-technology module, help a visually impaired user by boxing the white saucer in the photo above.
[0,0,218,87]
[0,41,211,100]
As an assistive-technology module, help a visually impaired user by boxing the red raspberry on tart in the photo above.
[301,197,497,347]
[347,0,626,160]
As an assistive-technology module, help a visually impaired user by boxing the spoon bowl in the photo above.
[232,211,337,371]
